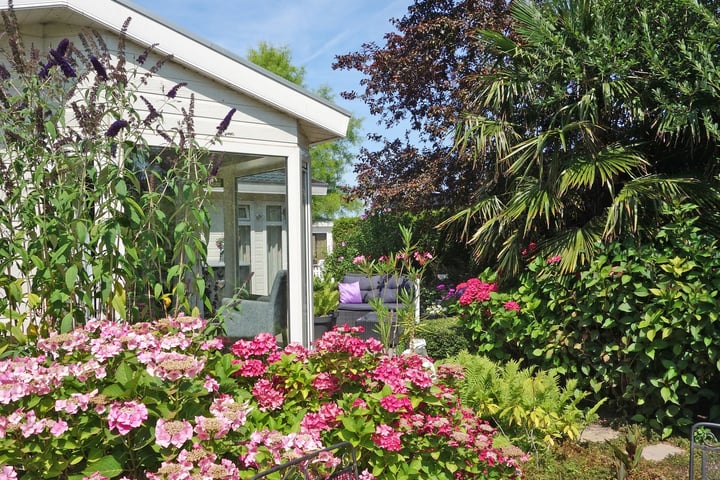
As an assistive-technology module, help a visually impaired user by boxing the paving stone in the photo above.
[641,442,685,461]
[580,423,620,442]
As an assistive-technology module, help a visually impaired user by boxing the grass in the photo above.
[523,438,689,479]
[522,431,699,480]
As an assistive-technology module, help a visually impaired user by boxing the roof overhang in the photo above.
[1,0,351,145]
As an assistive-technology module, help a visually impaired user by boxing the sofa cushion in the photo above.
[342,273,383,302]
[338,281,362,304]
[381,275,413,304]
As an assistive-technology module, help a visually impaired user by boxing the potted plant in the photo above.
[313,274,339,340]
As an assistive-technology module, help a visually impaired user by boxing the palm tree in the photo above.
[446,0,720,276]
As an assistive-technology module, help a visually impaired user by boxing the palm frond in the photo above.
[559,146,647,194]
[504,176,564,235]
[505,121,597,177]
[456,114,520,168]
[603,175,697,238]
[545,220,603,273]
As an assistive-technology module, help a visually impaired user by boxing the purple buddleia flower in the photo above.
[55,38,70,57]
[49,48,63,63]
[38,60,55,79]
[56,57,76,78]
[105,119,129,138]
[89,56,108,81]
[48,48,76,78]
[166,82,187,98]
[137,43,157,65]
[209,155,222,177]
[216,107,236,135]
[140,95,161,125]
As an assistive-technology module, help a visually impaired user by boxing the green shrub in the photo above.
[313,273,339,316]
[416,317,471,360]
[454,212,720,437]
[325,210,478,285]
[442,352,603,455]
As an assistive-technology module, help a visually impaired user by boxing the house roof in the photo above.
[2,0,351,145]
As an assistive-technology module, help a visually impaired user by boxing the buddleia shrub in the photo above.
[0,5,236,337]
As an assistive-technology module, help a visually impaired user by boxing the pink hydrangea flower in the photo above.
[107,401,148,436]
[456,278,498,305]
[358,469,376,480]
[198,458,239,479]
[155,418,193,448]
[49,419,69,437]
[380,394,413,413]
[203,374,219,392]
[252,379,285,411]
[312,372,340,395]
[200,338,224,351]
[142,352,205,381]
[210,395,251,431]
[194,415,231,440]
[235,359,267,377]
[0,465,17,480]
[231,333,277,359]
[372,424,402,451]
[504,301,521,312]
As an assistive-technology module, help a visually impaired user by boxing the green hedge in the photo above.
[456,214,720,437]
[417,317,472,360]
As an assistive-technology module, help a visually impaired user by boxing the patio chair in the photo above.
[690,421,720,479]
[221,270,288,343]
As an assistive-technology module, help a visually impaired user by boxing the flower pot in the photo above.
[313,314,335,340]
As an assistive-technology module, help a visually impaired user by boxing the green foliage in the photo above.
[325,209,467,282]
[454,212,720,437]
[416,317,471,360]
[0,12,213,335]
[312,273,339,317]
[449,271,523,361]
[246,41,306,86]
[246,42,363,220]
[443,352,603,456]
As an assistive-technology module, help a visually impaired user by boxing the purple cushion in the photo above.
[339,281,362,304]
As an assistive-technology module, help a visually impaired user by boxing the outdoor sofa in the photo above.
[335,273,415,343]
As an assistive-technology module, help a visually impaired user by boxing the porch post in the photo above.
[285,147,312,345]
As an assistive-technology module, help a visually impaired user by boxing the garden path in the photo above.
[580,423,684,461]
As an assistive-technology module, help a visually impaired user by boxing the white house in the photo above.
[1,0,351,345]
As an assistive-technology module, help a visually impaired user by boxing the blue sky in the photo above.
[130,0,411,156]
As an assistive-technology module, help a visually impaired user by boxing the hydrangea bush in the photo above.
[449,273,525,361]
[0,319,525,479]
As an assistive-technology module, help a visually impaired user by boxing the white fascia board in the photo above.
[3,0,351,143]
[236,183,285,195]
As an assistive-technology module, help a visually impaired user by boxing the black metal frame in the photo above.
[690,422,720,479]
[250,441,358,480]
